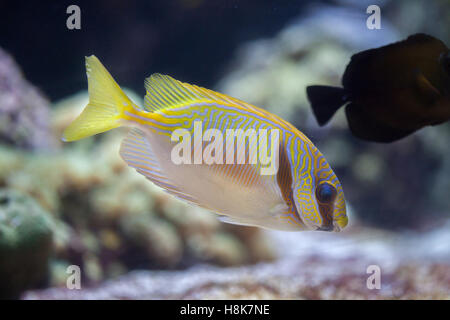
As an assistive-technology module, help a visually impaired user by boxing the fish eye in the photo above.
[440,52,450,74]
[315,183,336,204]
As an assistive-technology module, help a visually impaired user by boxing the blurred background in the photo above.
[0,0,449,299]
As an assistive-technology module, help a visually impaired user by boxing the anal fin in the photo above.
[345,103,414,143]
[217,215,257,227]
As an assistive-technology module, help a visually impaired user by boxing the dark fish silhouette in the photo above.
[306,33,450,142]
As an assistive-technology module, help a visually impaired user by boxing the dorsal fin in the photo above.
[144,74,302,136]
[145,74,269,113]
[405,33,441,45]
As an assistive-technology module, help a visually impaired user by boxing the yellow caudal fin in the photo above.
[62,55,134,142]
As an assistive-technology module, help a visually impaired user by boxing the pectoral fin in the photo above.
[414,71,441,105]
[120,128,203,205]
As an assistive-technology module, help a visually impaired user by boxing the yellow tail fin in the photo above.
[62,55,133,142]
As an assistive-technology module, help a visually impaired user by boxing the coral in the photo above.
[120,213,183,268]
[0,189,55,299]
[0,48,56,150]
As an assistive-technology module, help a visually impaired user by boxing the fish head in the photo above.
[293,165,348,232]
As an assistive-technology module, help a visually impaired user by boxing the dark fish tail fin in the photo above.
[306,85,348,125]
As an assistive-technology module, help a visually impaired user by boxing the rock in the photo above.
[0,48,56,150]
[0,189,54,299]
[22,261,450,299]
[187,232,248,267]
[120,213,183,268]
[22,223,450,299]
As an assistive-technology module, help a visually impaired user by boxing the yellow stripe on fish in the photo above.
[63,55,348,232]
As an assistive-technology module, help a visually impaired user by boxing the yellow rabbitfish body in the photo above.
[63,56,348,232]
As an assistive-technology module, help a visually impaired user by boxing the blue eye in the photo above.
[316,183,336,203]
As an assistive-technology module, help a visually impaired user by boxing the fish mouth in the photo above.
[316,225,333,232]
[327,217,348,232]
[335,216,348,231]
[332,222,342,232]
[316,219,346,232]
